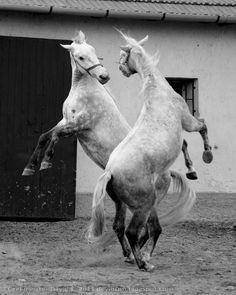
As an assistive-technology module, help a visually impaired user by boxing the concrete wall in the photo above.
[1,12,236,192]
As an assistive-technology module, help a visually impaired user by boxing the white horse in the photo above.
[87,33,213,271]
[22,31,129,175]
[22,31,197,179]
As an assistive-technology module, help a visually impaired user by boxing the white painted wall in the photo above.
[1,12,236,192]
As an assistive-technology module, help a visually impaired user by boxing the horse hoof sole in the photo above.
[202,150,213,164]
[186,171,198,180]
[22,168,35,176]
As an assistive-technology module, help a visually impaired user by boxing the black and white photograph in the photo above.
[0,0,235,294]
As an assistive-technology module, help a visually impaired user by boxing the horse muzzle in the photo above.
[119,64,132,77]
[98,74,110,84]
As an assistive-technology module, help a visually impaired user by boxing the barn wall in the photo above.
[1,12,235,192]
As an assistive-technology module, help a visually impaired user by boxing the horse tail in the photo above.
[159,171,196,227]
[87,170,112,243]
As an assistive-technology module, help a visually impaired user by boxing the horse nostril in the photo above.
[99,74,107,80]
[99,74,110,84]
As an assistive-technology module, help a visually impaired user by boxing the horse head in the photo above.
[61,31,110,84]
[118,31,149,77]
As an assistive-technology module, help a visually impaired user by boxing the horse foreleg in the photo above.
[182,112,213,164]
[182,139,198,180]
[39,134,59,171]
[40,121,76,171]
[22,129,53,176]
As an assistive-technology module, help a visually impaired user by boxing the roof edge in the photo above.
[0,4,236,24]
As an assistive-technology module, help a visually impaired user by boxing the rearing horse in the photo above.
[22,31,196,180]
[87,33,213,271]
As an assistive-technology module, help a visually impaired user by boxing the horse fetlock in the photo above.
[22,167,35,176]
[124,253,135,264]
[141,251,151,262]
[141,261,155,272]
[40,161,52,171]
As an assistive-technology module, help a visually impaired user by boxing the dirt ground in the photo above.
[0,193,235,295]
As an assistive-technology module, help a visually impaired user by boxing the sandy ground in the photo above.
[0,193,235,295]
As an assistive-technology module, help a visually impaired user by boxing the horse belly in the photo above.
[78,136,111,169]
[109,156,156,210]
[78,127,127,169]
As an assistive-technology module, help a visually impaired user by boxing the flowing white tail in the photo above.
[87,170,112,243]
[158,171,196,227]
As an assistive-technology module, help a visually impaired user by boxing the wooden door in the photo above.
[0,36,76,220]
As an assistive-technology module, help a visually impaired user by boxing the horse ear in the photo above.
[78,30,86,42]
[74,30,86,44]
[138,35,149,46]
[120,45,131,52]
[60,44,73,51]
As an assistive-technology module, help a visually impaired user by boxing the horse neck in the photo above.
[70,63,97,91]
[68,53,92,88]
[71,67,84,86]
[135,54,171,101]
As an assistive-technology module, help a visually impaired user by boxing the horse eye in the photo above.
[79,56,84,61]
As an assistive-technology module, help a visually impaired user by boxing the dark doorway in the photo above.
[0,36,76,220]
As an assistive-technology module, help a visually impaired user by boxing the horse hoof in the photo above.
[125,255,135,264]
[22,168,35,176]
[40,161,52,171]
[202,150,213,164]
[143,262,155,272]
[186,171,198,180]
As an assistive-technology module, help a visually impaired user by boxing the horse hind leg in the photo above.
[182,139,198,180]
[125,210,155,272]
[106,184,134,263]
[182,113,213,164]
[137,207,162,262]
[113,201,135,264]
[138,173,171,262]
[140,208,162,262]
